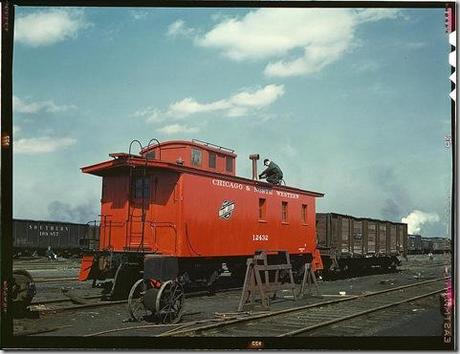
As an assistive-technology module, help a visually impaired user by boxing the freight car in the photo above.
[407,234,422,254]
[421,237,433,254]
[316,213,407,273]
[430,237,451,254]
[13,219,99,257]
[12,219,99,315]
[419,236,451,254]
[79,139,324,323]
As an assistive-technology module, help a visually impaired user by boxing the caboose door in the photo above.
[127,175,152,251]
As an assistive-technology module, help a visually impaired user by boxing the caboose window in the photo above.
[226,156,233,172]
[259,198,266,221]
[282,201,288,223]
[191,148,202,166]
[133,176,150,199]
[301,204,308,224]
[145,150,155,160]
[209,152,216,168]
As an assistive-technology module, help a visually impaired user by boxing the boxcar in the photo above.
[430,237,451,254]
[13,219,99,256]
[421,237,433,254]
[408,234,422,254]
[316,213,407,272]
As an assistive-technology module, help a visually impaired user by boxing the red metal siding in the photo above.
[141,141,236,176]
[96,169,320,260]
[99,175,129,251]
[98,170,181,253]
[179,174,318,258]
[149,171,181,254]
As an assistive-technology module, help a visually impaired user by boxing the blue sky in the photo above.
[12,7,452,237]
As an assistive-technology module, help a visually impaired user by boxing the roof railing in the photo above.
[192,138,235,153]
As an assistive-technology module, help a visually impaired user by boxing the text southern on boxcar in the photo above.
[13,219,99,257]
[316,213,408,272]
[79,139,324,301]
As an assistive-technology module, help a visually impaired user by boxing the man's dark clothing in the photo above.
[259,161,283,184]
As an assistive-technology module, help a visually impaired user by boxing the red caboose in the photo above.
[80,139,324,321]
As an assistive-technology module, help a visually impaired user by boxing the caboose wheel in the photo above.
[128,279,151,321]
[155,280,184,324]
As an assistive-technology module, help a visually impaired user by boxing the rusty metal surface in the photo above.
[317,213,408,259]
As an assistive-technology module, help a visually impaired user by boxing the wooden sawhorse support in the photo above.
[299,262,319,297]
[237,250,297,312]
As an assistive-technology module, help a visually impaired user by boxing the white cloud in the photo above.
[168,97,230,118]
[14,136,76,154]
[354,9,401,23]
[15,9,88,47]
[167,20,195,37]
[230,84,285,108]
[129,10,149,20]
[401,210,440,234]
[13,96,75,114]
[196,8,402,77]
[135,84,284,122]
[157,124,199,135]
[132,107,162,122]
[171,84,284,118]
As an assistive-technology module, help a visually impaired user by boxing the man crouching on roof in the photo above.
[259,159,283,185]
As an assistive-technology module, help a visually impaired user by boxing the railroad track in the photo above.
[30,299,128,315]
[13,266,80,272]
[29,286,244,314]
[31,294,102,306]
[157,277,448,337]
[33,277,78,283]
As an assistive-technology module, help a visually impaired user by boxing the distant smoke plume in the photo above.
[48,201,98,223]
[382,198,402,220]
[401,210,440,234]
[374,166,410,221]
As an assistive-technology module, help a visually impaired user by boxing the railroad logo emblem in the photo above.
[219,200,235,220]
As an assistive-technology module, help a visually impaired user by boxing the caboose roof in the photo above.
[82,154,324,198]
[140,139,237,157]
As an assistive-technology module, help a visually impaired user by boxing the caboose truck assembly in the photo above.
[79,139,324,322]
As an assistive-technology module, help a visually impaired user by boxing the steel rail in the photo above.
[14,325,73,336]
[278,288,444,337]
[35,299,128,314]
[158,277,448,337]
[31,286,244,314]
[31,294,102,306]
[33,277,78,283]
[13,267,80,272]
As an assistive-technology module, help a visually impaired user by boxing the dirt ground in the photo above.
[12,253,451,342]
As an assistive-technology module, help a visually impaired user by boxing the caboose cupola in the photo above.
[139,139,237,176]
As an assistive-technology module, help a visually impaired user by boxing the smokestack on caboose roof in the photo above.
[249,154,260,180]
